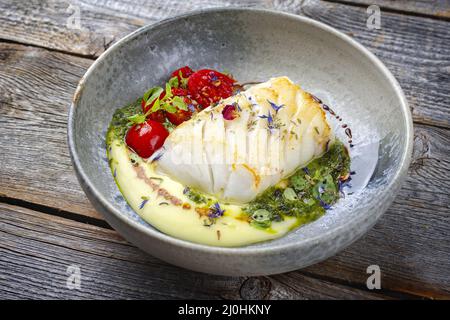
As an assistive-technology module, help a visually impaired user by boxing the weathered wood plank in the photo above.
[299,0,450,128]
[1,0,448,127]
[0,203,389,299]
[1,24,449,216]
[1,2,450,298]
[0,43,99,218]
[1,39,450,298]
[327,0,450,19]
[0,0,275,57]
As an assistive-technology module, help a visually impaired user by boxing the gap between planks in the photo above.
[0,202,396,299]
[323,0,450,22]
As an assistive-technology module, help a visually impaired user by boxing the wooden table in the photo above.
[1,0,449,300]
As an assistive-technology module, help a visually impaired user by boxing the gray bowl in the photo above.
[68,8,412,276]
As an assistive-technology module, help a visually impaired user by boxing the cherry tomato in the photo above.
[166,109,192,125]
[171,88,188,96]
[188,69,235,108]
[125,119,169,158]
[147,110,166,123]
[167,95,195,125]
[170,66,194,82]
[141,88,189,123]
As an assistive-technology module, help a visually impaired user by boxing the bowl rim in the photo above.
[68,7,413,255]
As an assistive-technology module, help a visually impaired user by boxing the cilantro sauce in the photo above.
[107,102,350,247]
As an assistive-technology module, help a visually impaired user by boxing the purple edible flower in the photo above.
[151,147,165,163]
[152,153,163,162]
[209,72,218,81]
[318,197,332,210]
[183,186,190,194]
[209,202,225,218]
[139,199,149,209]
[267,100,284,114]
[303,167,310,175]
[187,104,196,113]
[258,111,274,129]
[338,177,352,193]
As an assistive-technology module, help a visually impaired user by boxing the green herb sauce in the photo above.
[107,98,175,148]
[243,141,350,230]
[184,187,209,204]
[107,102,351,233]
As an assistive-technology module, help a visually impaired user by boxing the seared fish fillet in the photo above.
[154,77,332,203]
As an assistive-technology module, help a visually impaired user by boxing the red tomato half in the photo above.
[187,69,235,109]
[170,66,194,82]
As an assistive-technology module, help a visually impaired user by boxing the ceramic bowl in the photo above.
[68,8,412,276]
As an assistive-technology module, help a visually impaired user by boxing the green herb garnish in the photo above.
[243,141,350,230]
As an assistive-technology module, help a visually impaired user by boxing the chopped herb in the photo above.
[172,96,188,111]
[143,87,164,107]
[107,98,141,141]
[283,187,298,201]
[203,217,214,227]
[179,71,189,88]
[165,82,172,98]
[184,187,207,204]
[247,119,258,131]
[243,141,350,230]
[168,76,179,88]
[127,113,146,124]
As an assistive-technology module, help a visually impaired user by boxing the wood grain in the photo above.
[0,0,277,57]
[0,0,448,127]
[299,0,450,128]
[0,43,99,218]
[1,41,450,298]
[298,124,450,299]
[1,0,449,299]
[1,27,449,218]
[327,0,450,19]
[0,202,389,299]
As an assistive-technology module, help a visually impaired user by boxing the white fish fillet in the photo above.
[154,76,333,203]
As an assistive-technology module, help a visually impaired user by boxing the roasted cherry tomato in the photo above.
[166,95,195,125]
[166,108,192,125]
[170,66,194,82]
[125,119,169,158]
[147,109,166,123]
[188,69,235,109]
[141,88,189,123]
